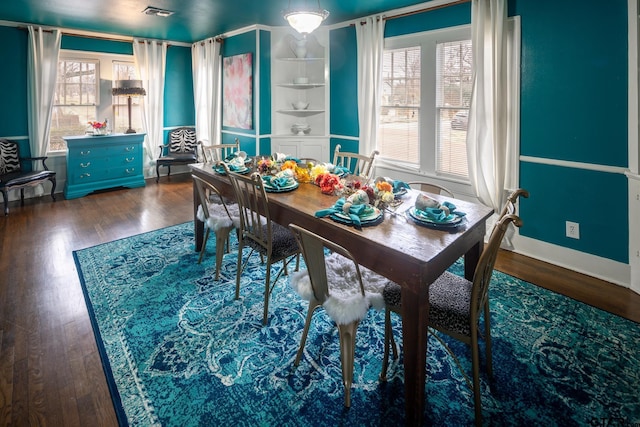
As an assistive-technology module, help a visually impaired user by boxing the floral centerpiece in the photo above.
[87,120,108,135]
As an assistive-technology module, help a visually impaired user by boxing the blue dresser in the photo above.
[64,133,146,199]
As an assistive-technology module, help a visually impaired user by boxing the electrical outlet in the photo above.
[566,221,580,239]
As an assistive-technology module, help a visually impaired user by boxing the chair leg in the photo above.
[20,188,25,205]
[1,190,8,215]
[214,227,232,280]
[262,259,272,325]
[198,228,210,264]
[337,320,360,408]
[484,302,493,379]
[49,177,57,200]
[235,239,245,300]
[295,300,321,366]
[471,328,483,427]
[156,164,161,183]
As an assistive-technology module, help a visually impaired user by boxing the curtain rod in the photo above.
[357,0,470,25]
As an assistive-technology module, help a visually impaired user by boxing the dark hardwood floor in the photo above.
[1,173,638,426]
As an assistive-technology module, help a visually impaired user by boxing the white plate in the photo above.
[408,207,462,225]
[333,207,381,222]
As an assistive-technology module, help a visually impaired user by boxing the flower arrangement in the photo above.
[335,176,397,209]
[88,120,107,130]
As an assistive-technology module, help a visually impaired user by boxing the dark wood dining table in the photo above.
[189,162,494,426]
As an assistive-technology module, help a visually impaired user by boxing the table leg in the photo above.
[401,282,429,426]
[464,224,485,280]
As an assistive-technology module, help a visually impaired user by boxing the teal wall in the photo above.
[221,30,258,157]
[0,26,195,154]
[327,0,629,264]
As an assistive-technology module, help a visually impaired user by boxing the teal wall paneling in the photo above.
[0,27,28,139]
[519,161,628,263]
[515,0,627,167]
[330,137,359,160]
[61,35,133,55]
[221,133,257,156]
[164,45,195,128]
[259,30,271,136]
[329,26,359,137]
[383,2,471,37]
[221,30,257,136]
[258,137,271,157]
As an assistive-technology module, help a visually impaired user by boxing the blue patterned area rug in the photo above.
[73,222,640,426]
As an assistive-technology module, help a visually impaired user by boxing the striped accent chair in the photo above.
[0,138,56,215]
[156,127,201,182]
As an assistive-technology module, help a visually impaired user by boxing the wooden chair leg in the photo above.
[262,259,272,325]
[471,329,482,427]
[337,320,360,408]
[484,302,493,379]
[214,227,232,280]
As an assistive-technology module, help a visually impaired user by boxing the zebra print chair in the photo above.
[156,127,202,182]
[0,138,56,215]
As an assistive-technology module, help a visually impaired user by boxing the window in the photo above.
[378,26,472,180]
[50,59,99,152]
[48,52,140,153]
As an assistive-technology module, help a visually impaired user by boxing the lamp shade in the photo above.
[112,80,146,97]
[283,1,329,35]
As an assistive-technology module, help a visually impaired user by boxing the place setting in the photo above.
[261,168,299,193]
[213,151,252,175]
[406,193,467,229]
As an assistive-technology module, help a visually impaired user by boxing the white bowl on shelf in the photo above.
[292,101,309,110]
[291,123,311,135]
[293,77,309,84]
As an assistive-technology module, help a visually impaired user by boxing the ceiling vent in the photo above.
[143,6,174,17]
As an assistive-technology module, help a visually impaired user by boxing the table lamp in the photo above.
[112,80,146,133]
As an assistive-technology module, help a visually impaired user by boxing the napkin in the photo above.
[414,202,466,223]
[262,175,292,189]
[315,198,374,228]
[333,165,351,176]
[392,180,411,193]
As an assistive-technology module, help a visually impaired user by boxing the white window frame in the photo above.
[378,24,472,182]
[48,50,137,154]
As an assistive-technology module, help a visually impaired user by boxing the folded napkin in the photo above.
[333,165,351,176]
[414,201,466,223]
[315,198,375,228]
[392,180,411,193]
[214,162,243,173]
[262,175,292,189]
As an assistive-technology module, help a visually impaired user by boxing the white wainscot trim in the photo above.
[512,234,631,289]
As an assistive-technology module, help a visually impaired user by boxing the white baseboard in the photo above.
[512,234,631,289]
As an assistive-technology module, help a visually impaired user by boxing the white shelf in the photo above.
[277,83,325,89]
[276,57,324,62]
[277,109,325,115]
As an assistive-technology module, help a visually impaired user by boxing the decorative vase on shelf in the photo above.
[289,38,307,58]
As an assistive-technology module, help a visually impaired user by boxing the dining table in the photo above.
[189,162,494,426]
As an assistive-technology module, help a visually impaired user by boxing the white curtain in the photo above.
[467,0,518,245]
[27,26,61,162]
[192,38,222,145]
[133,38,167,175]
[355,16,385,157]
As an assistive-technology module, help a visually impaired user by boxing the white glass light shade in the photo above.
[283,8,329,35]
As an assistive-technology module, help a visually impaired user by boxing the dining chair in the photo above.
[288,223,389,408]
[223,164,300,325]
[193,174,241,280]
[380,212,523,426]
[407,181,455,198]
[156,127,201,182]
[332,144,379,180]
[202,138,240,164]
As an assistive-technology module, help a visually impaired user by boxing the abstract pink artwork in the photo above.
[222,53,253,129]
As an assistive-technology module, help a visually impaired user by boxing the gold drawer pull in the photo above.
[125,168,135,174]
[80,162,91,168]
[125,146,135,152]
[125,157,135,163]
[80,150,91,156]
[80,173,91,178]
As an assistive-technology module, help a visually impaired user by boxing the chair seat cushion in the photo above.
[0,170,56,188]
[197,202,241,232]
[158,153,197,163]
[290,252,391,325]
[245,222,298,259]
[383,271,472,336]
